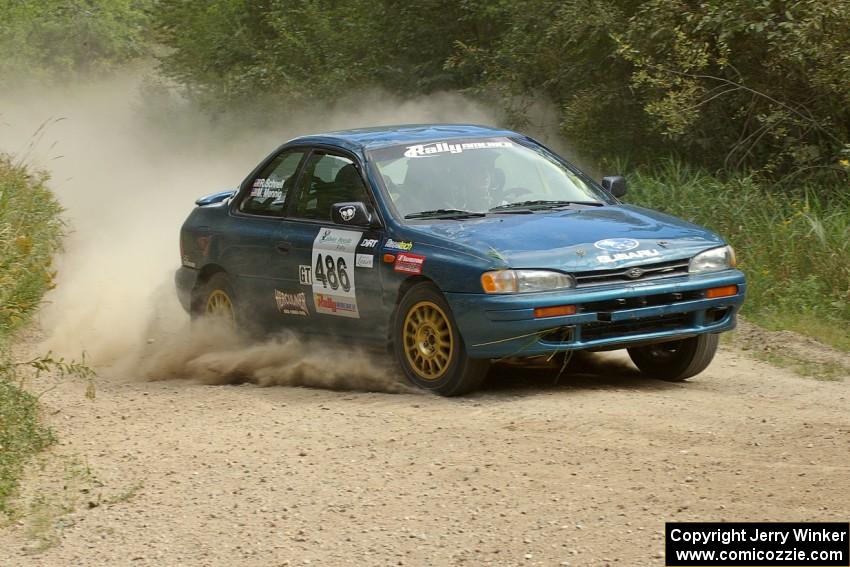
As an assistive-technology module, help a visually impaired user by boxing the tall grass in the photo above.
[628,160,850,347]
[0,156,63,341]
[0,155,64,514]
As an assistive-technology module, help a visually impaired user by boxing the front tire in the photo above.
[627,333,719,381]
[393,282,489,396]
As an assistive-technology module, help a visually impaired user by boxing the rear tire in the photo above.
[193,272,236,323]
[627,333,719,381]
[393,282,489,396]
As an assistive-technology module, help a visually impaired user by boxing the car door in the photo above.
[280,148,385,339]
[217,147,308,330]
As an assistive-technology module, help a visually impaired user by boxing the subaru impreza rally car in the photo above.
[175,124,745,395]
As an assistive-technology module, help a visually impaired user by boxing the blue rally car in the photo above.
[175,124,745,395]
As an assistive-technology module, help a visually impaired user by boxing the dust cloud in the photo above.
[0,73,502,390]
[137,318,418,394]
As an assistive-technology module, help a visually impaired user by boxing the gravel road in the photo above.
[2,333,849,567]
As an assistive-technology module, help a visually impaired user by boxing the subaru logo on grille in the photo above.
[594,238,640,252]
[626,267,644,279]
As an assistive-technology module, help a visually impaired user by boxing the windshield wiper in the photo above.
[489,200,604,211]
[404,209,486,219]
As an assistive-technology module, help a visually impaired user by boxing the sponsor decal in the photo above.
[339,205,356,222]
[314,293,359,318]
[181,255,197,268]
[404,140,513,158]
[384,238,414,251]
[250,177,285,200]
[274,290,309,316]
[598,249,661,264]
[355,253,374,268]
[394,252,426,275]
[311,228,362,318]
[594,238,640,252]
[359,238,379,248]
[299,264,313,285]
[318,227,358,249]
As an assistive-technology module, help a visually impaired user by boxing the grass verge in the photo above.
[0,154,64,515]
[628,159,850,351]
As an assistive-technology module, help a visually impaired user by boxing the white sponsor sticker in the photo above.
[339,205,356,222]
[404,140,513,158]
[299,265,313,285]
[597,249,661,264]
[359,238,379,248]
[355,254,374,268]
[250,178,285,199]
[311,228,362,318]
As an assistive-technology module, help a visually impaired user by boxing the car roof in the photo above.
[287,124,520,152]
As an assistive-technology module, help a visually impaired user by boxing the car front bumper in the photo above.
[444,270,746,358]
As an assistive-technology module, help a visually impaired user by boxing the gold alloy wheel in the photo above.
[402,300,454,380]
[205,289,234,320]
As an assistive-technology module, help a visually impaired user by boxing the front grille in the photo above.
[574,258,689,287]
[581,314,689,342]
[580,290,704,313]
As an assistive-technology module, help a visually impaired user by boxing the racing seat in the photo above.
[315,164,369,220]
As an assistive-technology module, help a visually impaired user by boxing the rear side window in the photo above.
[293,152,370,221]
[238,149,305,216]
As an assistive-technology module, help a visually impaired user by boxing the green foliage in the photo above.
[616,0,850,178]
[0,378,54,516]
[0,156,64,340]
[151,0,499,113]
[0,353,96,517]
[0,0,152,82]
[0,157,96,514]
[2,0,849,181]
[152,0,379,110]
[628,160,850,336]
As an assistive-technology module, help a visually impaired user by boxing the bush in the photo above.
[0,0,152,83]
[0,157,64,339]
[628,160,850,339]
[0,156,65,514]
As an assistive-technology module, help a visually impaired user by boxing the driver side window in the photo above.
[293,152,370,221]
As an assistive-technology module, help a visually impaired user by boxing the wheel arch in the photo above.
[386,275,436,351]
[191,263,229,312]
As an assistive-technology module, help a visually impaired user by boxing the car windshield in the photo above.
[367,137,608,219]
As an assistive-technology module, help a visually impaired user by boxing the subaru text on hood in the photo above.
[175,124,746,395]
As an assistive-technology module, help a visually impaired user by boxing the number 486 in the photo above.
[315,254,350,292]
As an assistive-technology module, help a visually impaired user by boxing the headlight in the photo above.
[481,270,575,293]
[689,245,737,274]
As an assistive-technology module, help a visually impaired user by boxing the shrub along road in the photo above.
[1,332,848,566]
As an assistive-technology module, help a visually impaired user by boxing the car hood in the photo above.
[408,204,725,271]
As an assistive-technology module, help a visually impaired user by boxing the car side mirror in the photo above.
[332,202,372,226]
[601,176,627,198]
